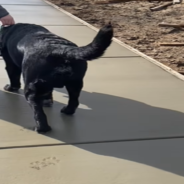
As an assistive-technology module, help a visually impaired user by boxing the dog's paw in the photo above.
[4,84,19,92]
[34,125,52,134]
[60,106,75,115]
[42,99,53,107]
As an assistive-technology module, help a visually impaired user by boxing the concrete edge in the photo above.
[43,0,184,81]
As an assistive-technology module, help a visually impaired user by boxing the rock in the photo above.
[149,39,155,43]
[74,7,83,10]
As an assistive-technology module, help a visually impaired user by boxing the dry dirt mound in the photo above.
[49,0,184,74]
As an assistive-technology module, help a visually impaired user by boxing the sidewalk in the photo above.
[0,0,184,183]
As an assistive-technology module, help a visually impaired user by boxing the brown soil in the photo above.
[48,0,184,74]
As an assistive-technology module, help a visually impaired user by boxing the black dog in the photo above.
[1,23,113,133]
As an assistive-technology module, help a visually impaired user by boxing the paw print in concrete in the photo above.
[30,157,60,170]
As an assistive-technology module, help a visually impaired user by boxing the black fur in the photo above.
[1,23,113,133]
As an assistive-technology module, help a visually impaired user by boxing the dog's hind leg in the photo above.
[42,90,54,107]
[25,83,52,133]
[61,80,83,115]
[2,50,21,92]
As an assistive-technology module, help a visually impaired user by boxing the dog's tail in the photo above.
[63,22,113,61]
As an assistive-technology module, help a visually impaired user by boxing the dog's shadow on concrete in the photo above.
[0,88,184,177]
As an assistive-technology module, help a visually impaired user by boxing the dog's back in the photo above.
[1,23,113,85]
[1,23,77,67]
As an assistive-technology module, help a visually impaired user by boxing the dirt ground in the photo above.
[49,0,184,74]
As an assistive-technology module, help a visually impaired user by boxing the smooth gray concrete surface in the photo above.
[0,57,184,147]
[45,26,138,57]
[0,0,47,5]
[77,139,184,177]
[1,144,183,184]
[3,5,83,25]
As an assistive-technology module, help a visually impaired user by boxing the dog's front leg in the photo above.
[2,50,21,92]
[26,92,52,133]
